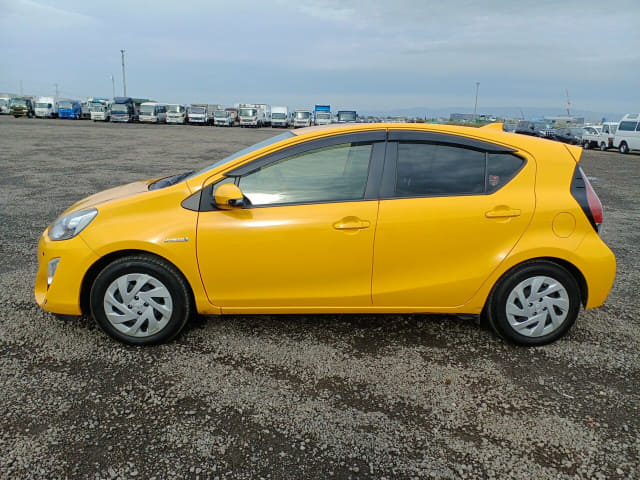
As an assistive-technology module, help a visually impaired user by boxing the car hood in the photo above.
[63,179,155,215]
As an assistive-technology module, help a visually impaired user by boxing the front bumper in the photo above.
[34,230,99,315]
[167,116,186,124]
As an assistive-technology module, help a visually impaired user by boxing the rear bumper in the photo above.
[574,234,616,309]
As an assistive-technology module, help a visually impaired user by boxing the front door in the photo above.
[196,133,385,310]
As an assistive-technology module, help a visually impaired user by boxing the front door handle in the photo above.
[485,207,521,218]
[333,216,371,230]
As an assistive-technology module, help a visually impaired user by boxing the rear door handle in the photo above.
[333,217,371,230]
[485,208,521,218]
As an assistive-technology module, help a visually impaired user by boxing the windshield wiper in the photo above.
[149,170,195,191]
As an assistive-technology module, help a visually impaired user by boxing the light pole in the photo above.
[110,75,116,98]
[120,49,127,97]
[473,82,480,122]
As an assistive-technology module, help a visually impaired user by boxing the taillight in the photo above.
[570,165,603,232]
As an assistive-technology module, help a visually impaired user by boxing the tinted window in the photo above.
[487,154,525,193]
[238,143,372,206]
[618,121,638,131]
[396,143,485,196]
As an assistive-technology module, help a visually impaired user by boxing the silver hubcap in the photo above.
[505,276,570,337]
[103,274,173,338]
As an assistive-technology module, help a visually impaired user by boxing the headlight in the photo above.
[48,209,98,241]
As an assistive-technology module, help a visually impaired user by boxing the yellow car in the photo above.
[35,123,616,346]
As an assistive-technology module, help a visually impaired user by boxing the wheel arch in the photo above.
[484,256,588,311]
[79,249,196,316]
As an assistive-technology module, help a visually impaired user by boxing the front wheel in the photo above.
[619,142,629,154]
[583,140,590,149]
[485,261,580,346]
[90,255,193,345]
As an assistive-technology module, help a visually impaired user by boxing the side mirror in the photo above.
[214,183,245,210]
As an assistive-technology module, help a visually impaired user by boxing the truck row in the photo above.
[0,96,357,128]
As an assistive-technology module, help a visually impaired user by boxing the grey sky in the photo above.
[1,0,638,113]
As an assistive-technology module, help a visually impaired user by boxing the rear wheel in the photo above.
[486,261,580,346]
[90,255,193,345]
[619,142,629,154]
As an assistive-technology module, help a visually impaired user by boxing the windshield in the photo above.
[272,113,286,119]
[295,111,310,119]
[11,99,28,107]
[36,103,51,108]
[140,105,156,114]
[0,99,7,107]
[214,110,228,117]
[339,112,356,121]
[239,108,257,116]
[89,103,105,112]
[190,131,295,179]
[190,107,205,114]
[608,124,618,134]
[534,122,552,130]
[168,105,184,113]
[316,112,330,119]
[111,104,131,113]
[569,128,583,135]
[59,102,74,109]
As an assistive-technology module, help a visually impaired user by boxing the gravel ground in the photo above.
[0,116,638,479]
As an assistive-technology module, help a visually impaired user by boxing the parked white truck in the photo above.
[34,96,58,118]
[582,122,618,151]
[89,98,111,121]
[271,106,290,128]
[166,104,187,124]
[188,104,210,125]
[0,95,12,114]
[293,109,313,128]
[213,108,235,126]
[238,104,266,127]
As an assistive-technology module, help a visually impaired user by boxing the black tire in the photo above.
[600,142,607,151]
[583,140,590,149]
[619,142,629,154]
[485,261,580,346]
[90,255,193,345]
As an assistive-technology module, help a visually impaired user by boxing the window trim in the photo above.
[199,131,387,210]
[380,133,525,200]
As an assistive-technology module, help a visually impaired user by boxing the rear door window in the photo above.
[396,143,485,196]
[394,142,524,197]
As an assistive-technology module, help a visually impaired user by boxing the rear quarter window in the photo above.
[487,153,525,193]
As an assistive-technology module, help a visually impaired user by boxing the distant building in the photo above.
[450,113,474,122]
[450,113,497,122]
[544,115,585,125]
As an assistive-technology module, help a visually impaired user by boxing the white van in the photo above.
[613,114,640,153]
[35,96,58,118]
[139,102,168,123]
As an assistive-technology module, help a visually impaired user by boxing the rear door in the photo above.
[372,130,536,308]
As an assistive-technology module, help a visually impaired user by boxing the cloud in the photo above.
[0,0,98,29]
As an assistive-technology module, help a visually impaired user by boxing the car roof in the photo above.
[187,122,581,190]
